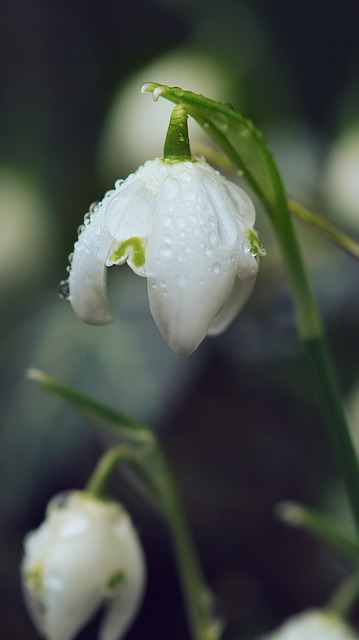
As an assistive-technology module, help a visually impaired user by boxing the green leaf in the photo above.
[277,501,359,565]
[26,368,167,507]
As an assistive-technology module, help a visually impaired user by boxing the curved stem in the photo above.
[288,197,359,261]
[86,446,135,499]
[157,454,222,640]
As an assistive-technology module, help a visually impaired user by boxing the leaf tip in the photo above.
[25,368,48,385]
[275,501,303,527]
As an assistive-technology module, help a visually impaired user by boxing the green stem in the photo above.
[304,337,359,534]
[157,455,221,640]
[327,571,359,619]
[273,203,359,536]
[88,445,220,640]
[288,197,359,261]
[86,446,135,499]
[163,105,193,162]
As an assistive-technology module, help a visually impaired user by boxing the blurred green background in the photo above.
[1,0,359,638]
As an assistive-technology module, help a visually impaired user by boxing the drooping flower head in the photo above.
[63,104,265,355]
[21,491,145,640]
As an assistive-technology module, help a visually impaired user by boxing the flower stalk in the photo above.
[163,105,193,162]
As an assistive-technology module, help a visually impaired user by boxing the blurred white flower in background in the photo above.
[97,48,233,179]
[21,491,145,640]
[68,156,262,355]
[0,167,51,293]
[324,125,359,231]
[257,609,359,640]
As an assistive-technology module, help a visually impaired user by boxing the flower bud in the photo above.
[257,609,359,640]
[21,491,145,640]
[65,156,264,355]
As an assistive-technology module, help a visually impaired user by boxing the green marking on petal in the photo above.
[106,570,125,593]
[110,237,146,268]
[26,563,44,593]
[247,228,266,257]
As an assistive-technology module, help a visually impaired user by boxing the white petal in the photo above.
[208,273,257,336]
[145,158,255,355]
[22,492,145,640]
[100,517,146,640]
[105,161,163,276]
[69,202,114,325]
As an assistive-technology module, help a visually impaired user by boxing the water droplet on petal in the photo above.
[179,171,191,182]
[159,243,172,257]
[209,231,217,246]
[176,273,187,287]
[184,189,196,201]
[176,217,186,228]
[58,280,70,300]
[242,240,251,254]
[213,262,221,275]
[162,177,179,200]
[89,201,99,214]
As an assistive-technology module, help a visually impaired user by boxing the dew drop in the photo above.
[179,170,191,182]
[184,189,196,201]
[153,86,163,102]
[176,217,186,228]
[209,231,217,246]
[162,176,179,200]
[242,240,251,254]
[176,273,187,287]
[89,201,99,214]
[58,280,70,300]
[213,262,221,275]
[163,233,173,244]
[159,243,172,257]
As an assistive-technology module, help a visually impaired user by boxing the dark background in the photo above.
[1,1,359,638]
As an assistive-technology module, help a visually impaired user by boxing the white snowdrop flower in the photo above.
[66,156,263,355]
[257,609,359,640]
[21,491,145,640]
